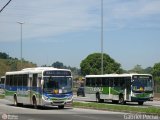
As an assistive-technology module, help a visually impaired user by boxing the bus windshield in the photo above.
[132,75,153,92]
[43,77,72,94]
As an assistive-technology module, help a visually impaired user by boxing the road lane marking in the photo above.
[73,114,99,120]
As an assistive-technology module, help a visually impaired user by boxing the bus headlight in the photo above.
[149,94,153,97]
[132,93,136,97]
[43,95,49,100]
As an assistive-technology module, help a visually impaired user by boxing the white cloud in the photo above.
[0,0,100,42]
[0,0,160,42]
[112,0,160,18]
[105,0,160,29]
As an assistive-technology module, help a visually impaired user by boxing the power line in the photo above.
[0,0,12,13]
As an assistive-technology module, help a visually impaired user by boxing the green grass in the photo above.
[73,102,160,115]
[0,94,5,99]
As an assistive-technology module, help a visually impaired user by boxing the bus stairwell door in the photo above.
[125,77,131,100]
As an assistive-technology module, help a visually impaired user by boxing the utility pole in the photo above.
[17,22,24,70]
[101,0,104,75]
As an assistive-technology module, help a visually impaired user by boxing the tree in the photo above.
[143,67,152,74]
[80,53,122,75]
[0,56,36,76]
[128,65,152,74]
[51,61,81,77]
[152,63,160,93]
[152,63,160,76]
[128,64,144,73]
[152,63,160,82]
[0,52,9,59]
[52,61,64,68]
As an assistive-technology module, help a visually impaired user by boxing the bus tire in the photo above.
[138,101,144,105]
[32,96,37,109]
[58,105,64,109]
[119,94,126,105]
[14,95,18,106]
[96,93,104,103]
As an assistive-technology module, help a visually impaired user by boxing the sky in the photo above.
[0,0,160,70]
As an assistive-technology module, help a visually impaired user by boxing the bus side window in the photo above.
[1,78,4,84]
[91,78,95,87]
[23,74,28,87]
[109,78,114,87]
[120,77,125,88]
[95,78,101,87]
[114,77,119,87]
[6,75,10,86]
[17,75,23,86]
[10,75,14,87]
[86,78,91,87]
[102,78,109,87]
[13,75,17,86]
[102,78,105,87]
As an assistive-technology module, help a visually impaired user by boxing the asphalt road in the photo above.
[0,98,160,120]
[0,99,127,120]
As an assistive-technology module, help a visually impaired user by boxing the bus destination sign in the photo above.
[43,70,71,76]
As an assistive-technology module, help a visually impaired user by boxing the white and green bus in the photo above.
[85,74,154,105]
[5,67,73,109]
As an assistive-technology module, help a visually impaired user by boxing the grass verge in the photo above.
[0,94,5,99]
[73,102,160,115]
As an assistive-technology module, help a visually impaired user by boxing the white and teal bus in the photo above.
[85,74,154,105]
[0,76,5,95]
[0,76,5,89]
[5,67,73,109]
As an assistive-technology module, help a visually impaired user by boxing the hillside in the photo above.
[0,58,37,76]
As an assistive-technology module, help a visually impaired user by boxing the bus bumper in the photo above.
[42,99,73,107]
[131,97,153,102]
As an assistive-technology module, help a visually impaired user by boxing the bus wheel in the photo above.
[96,93,104,103]
[33,97,37,109]
[138,101,144,105]
[58,105,64,109]
[96,93,100,102]
[14,95,18,106]
[119,95,126,105]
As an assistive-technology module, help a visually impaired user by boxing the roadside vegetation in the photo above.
[0,52,36,76]
[73,102,160,115]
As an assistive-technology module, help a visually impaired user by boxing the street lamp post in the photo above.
[17,22,24,70]
[101,0,104,75]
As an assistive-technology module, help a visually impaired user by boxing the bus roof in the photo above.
[0,76,5,79]
[5,67,71,75]
[22,67,71,71]
[85,73,152,78]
